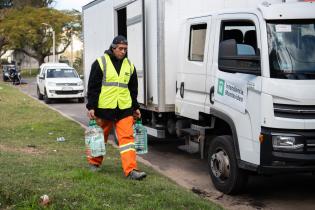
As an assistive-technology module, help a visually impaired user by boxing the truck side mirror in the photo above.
[219,39,261,76]
[39,73,45,79]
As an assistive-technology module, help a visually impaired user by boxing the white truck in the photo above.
[83,0,315,194]
[37,63,85,103]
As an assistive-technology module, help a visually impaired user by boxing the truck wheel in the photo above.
[208,135,248,194]
[43,89,51,104]
[37,86,44,100]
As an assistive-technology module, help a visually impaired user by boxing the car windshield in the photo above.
[46,68,78,78]
[267,19,315,79]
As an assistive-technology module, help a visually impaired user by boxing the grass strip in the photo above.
[0,82,222,210]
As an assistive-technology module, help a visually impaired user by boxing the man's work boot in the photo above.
[89,164,101,172]
[127,170,147,180]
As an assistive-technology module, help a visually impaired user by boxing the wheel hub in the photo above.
[210,150,230,179]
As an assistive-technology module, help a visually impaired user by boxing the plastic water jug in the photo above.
[85,120,106,157]
[133,119,148,154]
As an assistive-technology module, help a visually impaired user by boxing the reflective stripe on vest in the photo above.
[97,54,134,109]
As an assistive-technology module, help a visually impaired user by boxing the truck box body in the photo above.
[83,0,287,112]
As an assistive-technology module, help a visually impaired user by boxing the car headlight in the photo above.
[47,82,56,86]
[272,134,303,152]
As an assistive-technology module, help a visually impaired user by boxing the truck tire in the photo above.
[43,89,51,104]
[37,86,44,100]
[208,135,248,194]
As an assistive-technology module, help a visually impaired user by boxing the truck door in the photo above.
[126,0,146,105]
[176,16,211,120]
[209,14,262,164]
[37,68,45,93]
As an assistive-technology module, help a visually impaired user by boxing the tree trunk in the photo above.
[37,56,45,67]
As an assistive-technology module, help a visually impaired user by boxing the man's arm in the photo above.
[128,66,140,111]
[128,66,141,119]
[86,60,103,111]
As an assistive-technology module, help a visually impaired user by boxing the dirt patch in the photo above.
[191,187,267,210]
[0,144,43,155]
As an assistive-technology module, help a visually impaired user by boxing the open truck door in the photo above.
[126,0,146,105]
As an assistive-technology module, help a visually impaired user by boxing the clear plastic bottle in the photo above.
[85,119,106,157]
[133,119,148,154]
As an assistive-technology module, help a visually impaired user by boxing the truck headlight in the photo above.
[272,134,303,152]
[48,82,56,86]
[77,81,83,86]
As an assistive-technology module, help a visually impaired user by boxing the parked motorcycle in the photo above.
[8,68,21,85]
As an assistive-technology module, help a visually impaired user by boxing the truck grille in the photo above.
[55,90,81,95]
[273,103,315,119]
[56,83,77,86]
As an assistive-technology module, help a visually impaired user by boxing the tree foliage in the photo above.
[1,7,81,65]
[0,0,56,60]
[0,8,9,57]
[0,0,54,9]
[73,49,83,75]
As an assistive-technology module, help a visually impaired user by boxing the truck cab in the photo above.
[176,1,315,194]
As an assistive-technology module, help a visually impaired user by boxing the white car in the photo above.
[36,63,85,103]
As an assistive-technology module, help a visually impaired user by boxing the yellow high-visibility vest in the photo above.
[97,54,134,109]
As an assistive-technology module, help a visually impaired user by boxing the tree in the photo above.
[0,0,56,62]
[0,35,9,57]
[1,7,81,66]
[0,8,9,57]
[73,49,83,75]
[0,0,54,8]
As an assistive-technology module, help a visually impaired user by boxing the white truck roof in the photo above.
[259,1,315,20]
[40,63,70,69]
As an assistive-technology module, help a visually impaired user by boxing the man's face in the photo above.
[112,43,128,60]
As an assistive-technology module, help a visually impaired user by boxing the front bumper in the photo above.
[259,127,315,174]
[46,86,84,99]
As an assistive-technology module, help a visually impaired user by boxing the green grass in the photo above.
[0,82,222,210]
[20,68,39,78]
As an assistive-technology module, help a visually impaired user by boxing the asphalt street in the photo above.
[15,77,315,210]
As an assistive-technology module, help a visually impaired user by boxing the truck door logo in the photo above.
[217,79,225,96]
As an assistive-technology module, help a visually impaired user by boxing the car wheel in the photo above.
[37,86,44,100]
[43,89,51,104]
[78,97,85,103]
[208,135,248,194]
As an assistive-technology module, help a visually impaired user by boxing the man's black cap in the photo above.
[111,35,128,47]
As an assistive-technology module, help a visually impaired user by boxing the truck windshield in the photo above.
[46,69,78,78]
[267,20,315,79]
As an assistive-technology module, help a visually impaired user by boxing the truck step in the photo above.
[144,125,165,139]
[178,140,199,154]
[179,128,199,137]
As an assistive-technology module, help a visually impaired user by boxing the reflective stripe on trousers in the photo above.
[86,116,137,176]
